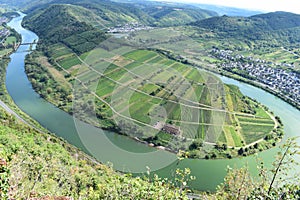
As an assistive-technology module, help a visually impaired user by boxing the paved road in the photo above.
[0,100,26,122]
[0,99,38,130]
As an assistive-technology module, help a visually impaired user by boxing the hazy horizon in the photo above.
[153,0,300,14]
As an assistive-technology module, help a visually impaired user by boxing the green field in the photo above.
[255,107,272,118]
[57,55,82,69]
[237,116,274,125]
[71,49,276,150]
[4,36,16,45]
[48,44,73,59]
[41,42,278,157]
[240,123,274,144]
[0,49,11,56]
[0,34,16,57]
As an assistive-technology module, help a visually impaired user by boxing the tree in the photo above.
[201,137,300,199]
[0,159,9,199]
[188,139,203,150]
[238,148,244,155]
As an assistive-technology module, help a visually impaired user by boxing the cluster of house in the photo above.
[211,49,300,105]
[0,28,9,45]
[0,17,10,42]
[162,123,181,135]
[0,17,8,25]
[0,28,9,37]
[108,22,153,33]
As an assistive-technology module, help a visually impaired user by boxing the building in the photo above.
[162,124,181,135]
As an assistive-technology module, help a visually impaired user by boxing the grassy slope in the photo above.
[0,107,188,199]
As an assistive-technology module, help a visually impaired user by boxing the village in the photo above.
[0,16,8,25]
[0,17,10,44]
[211,48,300,106]
[107,22,153,33]
[0,28,9,37]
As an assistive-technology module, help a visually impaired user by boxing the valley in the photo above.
[0,0,299,199]
[20,3,288,160]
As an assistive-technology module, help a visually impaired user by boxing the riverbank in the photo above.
[0,14,100,162]
[0,30,48,134]
[5,12,300,192]
[192,59,300,111]
[219,70,300,110]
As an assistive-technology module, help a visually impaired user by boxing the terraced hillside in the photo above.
[78,49,276,144]
[26,39,281,158]
[22,3,282,158]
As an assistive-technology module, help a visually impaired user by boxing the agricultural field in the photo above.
[0,22,18,56]
[29,32,279,158]
[0,48,11,56]
[49,42,277,153]
[3,36,16,45]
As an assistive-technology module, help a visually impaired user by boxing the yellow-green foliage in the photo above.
[0,108,188,199]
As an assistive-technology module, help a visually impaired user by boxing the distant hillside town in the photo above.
[108,22,153,33]
[211,48,300,106]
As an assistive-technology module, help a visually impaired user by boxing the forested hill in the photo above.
[249,11,300,30]
[22,4,107,54]
[20,0,217,27]
[21,0,218,53]
[24,0,156,26]
[129,0,218,26]
[191,11,300,43]
[192,11,300,31]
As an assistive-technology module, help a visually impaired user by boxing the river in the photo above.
[5,13,300,191]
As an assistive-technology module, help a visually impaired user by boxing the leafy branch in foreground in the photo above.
[202,137,300,199]
[250,137,300,199]
[268,138,299,195]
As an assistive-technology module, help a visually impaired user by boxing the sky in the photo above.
[159,0,300,14]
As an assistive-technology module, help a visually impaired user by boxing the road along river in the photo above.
[5,13,300,191]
